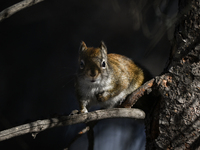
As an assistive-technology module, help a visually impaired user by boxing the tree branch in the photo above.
[0,75,168,143]
[87,122,95,150]
[0,0,45,22]
[0,108,145,142]
[121,78,156,108]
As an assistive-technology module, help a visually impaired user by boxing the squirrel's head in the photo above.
[77,41,108,83]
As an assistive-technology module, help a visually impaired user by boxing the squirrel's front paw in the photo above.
[96,93,104,102]
[96,92,108,102]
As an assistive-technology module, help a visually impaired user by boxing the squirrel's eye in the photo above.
[80,60,85,69]
[101,60,106,68]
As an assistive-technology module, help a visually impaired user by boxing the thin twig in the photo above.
[65,126,90,150]
[121,78,155,108]
[0,108,145,142]
[87,122,95,150]
[0,0,45,22]
[65,121,98,150]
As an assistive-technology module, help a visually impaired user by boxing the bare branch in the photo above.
[87,122,95,150]
[0,0,45,22]
[64,127,90,150]
[121,78,156,108]
[65,121,98,150]
[0,108,145,142]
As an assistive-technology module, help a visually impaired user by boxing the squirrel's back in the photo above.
[108,53,144,90]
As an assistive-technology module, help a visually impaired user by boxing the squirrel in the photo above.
[75,41,144,113]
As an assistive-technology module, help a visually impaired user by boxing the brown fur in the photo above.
[76,41,144,113]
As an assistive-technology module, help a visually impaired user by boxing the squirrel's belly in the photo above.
[79,86,98,100]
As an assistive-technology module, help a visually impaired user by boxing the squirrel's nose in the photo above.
[88,70,98,77]
[90,72,96,77]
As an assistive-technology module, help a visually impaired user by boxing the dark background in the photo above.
[0,0,177,149]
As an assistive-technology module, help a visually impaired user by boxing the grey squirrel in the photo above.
[75,41,145,113]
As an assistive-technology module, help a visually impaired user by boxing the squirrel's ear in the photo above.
[99,41,107,53]
[79,41,87,52]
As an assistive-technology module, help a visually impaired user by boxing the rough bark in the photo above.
[146,0,200,149]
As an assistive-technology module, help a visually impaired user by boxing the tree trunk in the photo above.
[146,0,200,149]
